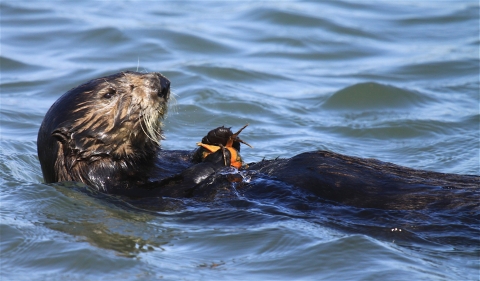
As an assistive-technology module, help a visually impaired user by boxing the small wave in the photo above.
[242,6,380,40]
[185,63,286,83]
[0,56,45,74]
[161,29,238,55]
[322,82,432,111]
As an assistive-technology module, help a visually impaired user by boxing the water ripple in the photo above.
[1,1,479,280]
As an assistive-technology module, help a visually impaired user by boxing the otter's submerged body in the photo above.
[37,72,479,212]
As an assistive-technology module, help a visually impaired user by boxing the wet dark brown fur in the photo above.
[37,71,479,211]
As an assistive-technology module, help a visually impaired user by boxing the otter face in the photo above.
[67,71,170,156]
[37,71,170,185]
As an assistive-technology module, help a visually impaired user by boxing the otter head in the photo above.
[37,71,170,191]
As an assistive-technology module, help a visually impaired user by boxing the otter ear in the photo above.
[52,127,70,143]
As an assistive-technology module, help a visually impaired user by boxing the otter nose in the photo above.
[158,75,170,99]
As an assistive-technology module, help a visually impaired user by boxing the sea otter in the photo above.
[37,71,479,210]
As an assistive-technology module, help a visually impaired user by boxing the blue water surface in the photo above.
[1,1,479,280]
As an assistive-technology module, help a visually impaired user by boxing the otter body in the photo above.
[37,72,479,211]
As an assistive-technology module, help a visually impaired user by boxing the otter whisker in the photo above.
[146,115,162,137]
[140,111,162,145]
[139,117,158,145]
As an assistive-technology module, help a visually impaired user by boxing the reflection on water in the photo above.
[1,1,479,280]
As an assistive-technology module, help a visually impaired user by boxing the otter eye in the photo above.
[103,88,116,99]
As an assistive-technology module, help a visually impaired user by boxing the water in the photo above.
[1,1,479,280]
